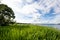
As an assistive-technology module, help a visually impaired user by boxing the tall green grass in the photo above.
[0,24,60,40]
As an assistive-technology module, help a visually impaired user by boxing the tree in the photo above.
[0,4,15,26]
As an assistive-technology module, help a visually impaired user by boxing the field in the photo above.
[0,24,60,40]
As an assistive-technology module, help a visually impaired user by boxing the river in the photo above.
[39,24,60,29]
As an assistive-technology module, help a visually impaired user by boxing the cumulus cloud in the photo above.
[1,0,60,23]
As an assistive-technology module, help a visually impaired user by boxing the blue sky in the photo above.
[1,0,60,23]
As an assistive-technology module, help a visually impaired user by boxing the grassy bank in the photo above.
[0,24,60,40]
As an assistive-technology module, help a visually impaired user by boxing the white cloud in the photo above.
[50,14,60,24]
[1,0,60,23]
[20,4,37,15]
[25,0,33,3]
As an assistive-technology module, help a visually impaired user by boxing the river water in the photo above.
[39,24,60,29]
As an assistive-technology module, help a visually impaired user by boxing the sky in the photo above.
[1,0,60,23]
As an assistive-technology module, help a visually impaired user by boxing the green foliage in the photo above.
[0,24,60,40]
[0,4,15,26]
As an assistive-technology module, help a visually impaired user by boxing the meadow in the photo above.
[0,23,60,40]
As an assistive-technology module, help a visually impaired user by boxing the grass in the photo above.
[0,24,60,40]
